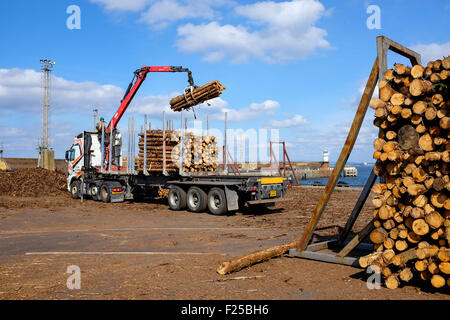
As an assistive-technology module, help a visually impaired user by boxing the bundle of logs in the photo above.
[361,56,450,289]
[170,80,226,111]
[172,132,219,172]
[136,129,219,173]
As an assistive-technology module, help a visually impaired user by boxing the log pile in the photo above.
[136,129,219,173]
[172,132,219,172]
[362,56,450,289]
[170,80,226,111]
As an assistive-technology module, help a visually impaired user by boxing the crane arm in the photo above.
[106,65,195,132]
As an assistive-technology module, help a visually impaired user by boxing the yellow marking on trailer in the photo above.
[269,190,277,197]
[258,177,285,184]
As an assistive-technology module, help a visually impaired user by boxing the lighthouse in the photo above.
[323,150,329,163]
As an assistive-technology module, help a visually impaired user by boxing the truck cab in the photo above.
[65,130,122,195]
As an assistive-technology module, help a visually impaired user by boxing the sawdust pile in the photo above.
[0,168,67,197]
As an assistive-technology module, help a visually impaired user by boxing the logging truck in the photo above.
[65,65,289,215]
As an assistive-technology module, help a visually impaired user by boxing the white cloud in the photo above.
[203,99,280,121]
[139,0,231,28]
[0,68,123,114]
[90,0,152,12]
[269,114,308,128]
[410,42,450,64]
[176,0,330,63]
[129,93,178,117]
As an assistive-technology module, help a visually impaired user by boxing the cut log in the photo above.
[216,241,296,275]
[409,79,433,97]
[395,240,408,252]
[411,65,425,78]
[440,117,450,130]
[432,94,444,105]
[385,274,400,289]
[380,84,396,102]
[439,262,450,274]
[359,252,383,268]
[416,245,439,259]
[390,93,405,106]
[430,274,446,288]
[391,248,417,266]
[425,106,437,121]
[398,125,420,152]
[412,218,430,236]
[399,267,413,282]
[443,56,450,70]
[415,259,429,272]
[413,195,427,207]
[431,192,447,209]
[370,97,386,109]
[418,134,435,152]
[425,210,444,229]
[370,228,388,244]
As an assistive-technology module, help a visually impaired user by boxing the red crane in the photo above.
[106,65,195,133]
[101,65,195,168]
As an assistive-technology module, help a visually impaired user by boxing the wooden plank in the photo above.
[295,56,379,251]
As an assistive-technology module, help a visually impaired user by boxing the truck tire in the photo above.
[70,180,80,199]
[89,183,99,201]
[186,186,207,213]
[207,187,227,215]
[99,184,111,203]
[168,186,187,210]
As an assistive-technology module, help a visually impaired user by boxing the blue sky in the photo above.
[0,0,449,162]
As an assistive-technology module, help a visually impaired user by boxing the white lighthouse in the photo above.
[323,150,329,163]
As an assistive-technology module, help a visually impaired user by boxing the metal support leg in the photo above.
[144,114,149,176]
[338,169,377,244]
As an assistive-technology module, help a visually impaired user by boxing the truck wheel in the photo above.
[99,185,111,203]
[70,180,80,199]
[168,186,187,210]
[207,187,227,215]
[89,184,99,201]
[186,187,207,213]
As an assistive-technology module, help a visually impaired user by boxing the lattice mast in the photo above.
[39,59,55,150]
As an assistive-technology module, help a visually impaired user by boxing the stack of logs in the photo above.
[172,132,219,172]
[136,129,219,173]
[170,80,226,111]
[362,56,450,289]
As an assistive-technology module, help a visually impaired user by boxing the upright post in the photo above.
[223,112,227,173]
[101,124,105,173]
[179,112,184,175]
[163,111,167,175]
[131,117,135,173]
[144,114,148,175]
[108,120,113,172]
[295,57,379,252]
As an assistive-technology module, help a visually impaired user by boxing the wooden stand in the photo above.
[289,36,422,266]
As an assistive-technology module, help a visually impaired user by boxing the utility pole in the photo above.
[93,108,98,131]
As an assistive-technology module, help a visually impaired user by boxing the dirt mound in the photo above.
[0,168,67,197]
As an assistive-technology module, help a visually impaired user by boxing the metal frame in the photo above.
[269,141,299,185]
[289,36,422,267]
[226,147,241,176]
[143,114,149,176]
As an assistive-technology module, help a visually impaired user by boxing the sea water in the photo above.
[298,163,377,187]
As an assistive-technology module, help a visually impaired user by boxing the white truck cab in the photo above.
[65,131,121,194]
